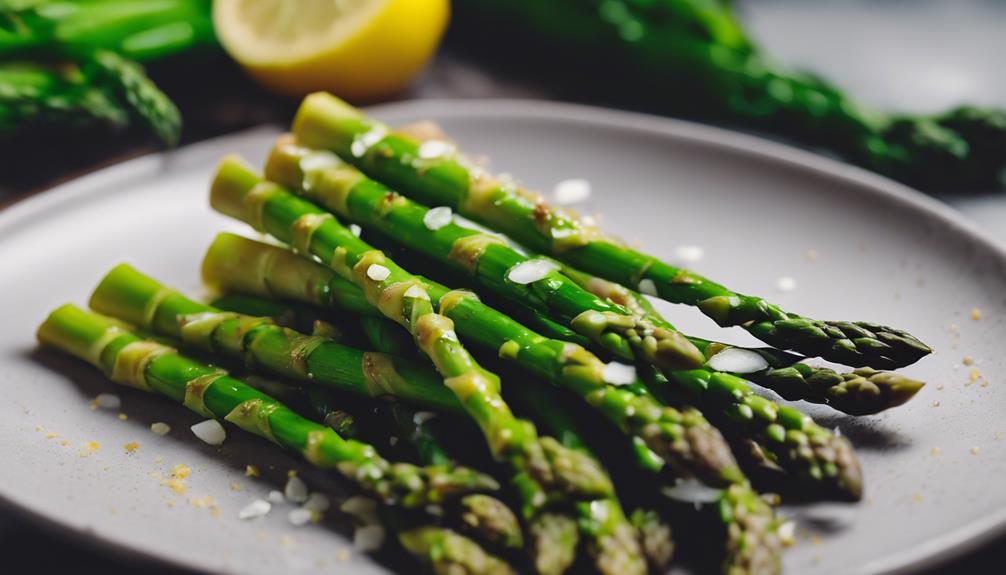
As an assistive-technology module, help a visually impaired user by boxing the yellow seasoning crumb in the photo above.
[117,413,128,421]
[336,549,351,562]
[969,369,982,385]
[810,535,822,546]
[154,456,163,464]
[35,425,45,432]
[930,447,941,456]
[963,356,974,366]
[287,469,297,478]
[230,482,243,492]
[210,506,221,518]
[971,446,981,455]
[280,535,295,548]
[79,441,100,457]
[981,380,989,388]
[123,442,140,453]
[46,432,58,439]
[191,495,215,509]
[245,465,260,478]
[911,492,923,503]
[971,307,982,321]
[161,464,192,494]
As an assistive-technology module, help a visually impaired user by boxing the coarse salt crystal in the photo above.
[349,224,362,237]
[303,493,331,513]
[353,525,386,552]
[706,348,769,374]
[238,499,272,520]
[507,259,559,285]
[552,179,592,205]
[92,393,121,410]
[299,151,340,177]
[285,475,309,503]
[341,496,380,525]
[190,419,226,446]
[268,490,286,504]
[661,478,722,504]
[778,521,797,546]
[674,245,704,264]
[417,140,454,159]
[288,508,313,526]
[366,264,391,282]
[403,284,430,300]
[350,127,387,157]
[775,276,797,292]
[412,411,437,426]
[602,362,637,385]
[423,206,453,230]
[150,422,171,436]
[638,279,658,296]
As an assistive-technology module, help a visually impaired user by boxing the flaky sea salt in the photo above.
[602,362,637,385]
[552,179,591,205]
[190,419,226,446]
[366,264,391,282]
[284,475,309,504]
[706,348,769,374]
[507,259,559,285]
[238,499,272,520]
[423,206,453,230]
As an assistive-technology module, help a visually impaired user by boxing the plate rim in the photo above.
[3,99,1004,575]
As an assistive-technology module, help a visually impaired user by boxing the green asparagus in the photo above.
[204,231,743,487]
[267,135,705,372]
[562,263,925,415]
[208,158,641,575]
[37,304,497,507]
[450,0,1006,190]
[291,93,932,369]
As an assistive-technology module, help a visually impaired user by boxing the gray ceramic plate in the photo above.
[1,101,1004,575]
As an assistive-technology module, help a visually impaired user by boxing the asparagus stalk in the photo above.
[562,263,925,415]
[352,312,525,553]
[37,304,498,507]
[208,158,636,574]
[265,135,704,372]
[399,527,517,575]
[291,94,931,369]
[516,378,782,575]
[204,231,744,487]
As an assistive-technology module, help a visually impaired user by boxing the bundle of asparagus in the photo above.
[37,92,931,575]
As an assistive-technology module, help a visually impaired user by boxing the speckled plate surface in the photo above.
[1,101,1004,575]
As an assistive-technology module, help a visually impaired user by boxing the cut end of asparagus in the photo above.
[89,263,165,329]
[292,92,366,154]
[529,512,580,575]
[459,494,524,550]
[209,154,265,224]
[720,484,782,575]
[37,304,123,366]
[398,526,517,575]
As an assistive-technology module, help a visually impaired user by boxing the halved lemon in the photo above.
[213,0,449,101]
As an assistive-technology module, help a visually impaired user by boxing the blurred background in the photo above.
[1,0,1004,572]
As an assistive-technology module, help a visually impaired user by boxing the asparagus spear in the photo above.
[204,232,743,487]
[265,135,704,372]
[561,263,924,415]
[291,94,932,369]
[346,312,525,553]
[209,159,638,574]
[450,0,1006,191]
[37,304,497,507]
[399,527,517,575]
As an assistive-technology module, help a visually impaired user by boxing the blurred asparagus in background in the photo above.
[0,0,216,144]
[453,0,1006,190]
